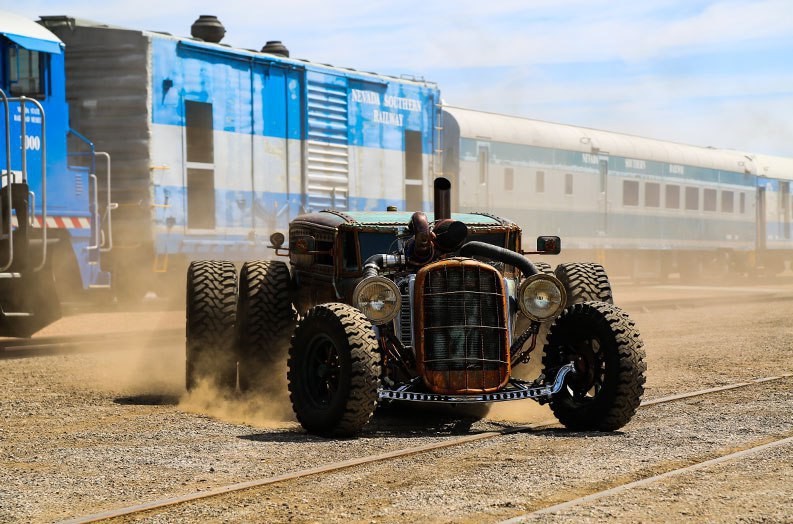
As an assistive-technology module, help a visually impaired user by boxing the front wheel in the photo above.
[287,303,382,437]
[542,302,646,431]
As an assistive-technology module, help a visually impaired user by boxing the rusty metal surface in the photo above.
[414,258,510,394]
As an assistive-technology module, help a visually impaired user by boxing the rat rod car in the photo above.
[186,178,646,437]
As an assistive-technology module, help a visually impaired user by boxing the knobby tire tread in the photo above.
[543,301,646,431]
[288,303,381,437]
[185,260,238,390]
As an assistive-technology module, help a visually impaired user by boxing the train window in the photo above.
[645,182,660,207]
[665,185,680,209]
[685,187,699,211]
[186,169,215,229]
[564,173,573,195]
[623,180,639,206]
[536,171,545,193]
[478,147,488,185]
[185,101,214,164]
[739,192,746,214]
[504,167,514,191]
[722,191,734,213]
[704,188,717,211]
[7,47,44,97]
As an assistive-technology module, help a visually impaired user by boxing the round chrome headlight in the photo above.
[518,274,567,322]
[352,276,401,325]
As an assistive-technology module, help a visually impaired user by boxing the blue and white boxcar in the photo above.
[41,15,441,297]
[440,106,791,278]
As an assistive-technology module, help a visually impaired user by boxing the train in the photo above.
[1,10,792,337]
[441,107,793,278]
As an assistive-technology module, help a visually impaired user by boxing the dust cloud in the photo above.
[79,314,296,429]
[179,362,296,429]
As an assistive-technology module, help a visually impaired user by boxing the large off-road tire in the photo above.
[185,260,238,391]
[533,261,554,275]
[236,260,296,391]
[554,262,613,304]
[287,303,381,437]
[542,302,646,431]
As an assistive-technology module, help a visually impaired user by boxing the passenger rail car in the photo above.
[39,15,441,299]
[441,106,793,278]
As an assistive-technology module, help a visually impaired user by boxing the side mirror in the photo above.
[536,236,561,255]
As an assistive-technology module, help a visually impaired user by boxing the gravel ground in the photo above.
[0,284,791,523]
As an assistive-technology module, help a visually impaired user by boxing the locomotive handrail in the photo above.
[86,173,100,251]
[96,152,114,253]
[25,98,48,273]
[0,89,14,273]
[0,95,47,272]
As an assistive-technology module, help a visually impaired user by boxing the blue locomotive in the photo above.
[1,12,109,336]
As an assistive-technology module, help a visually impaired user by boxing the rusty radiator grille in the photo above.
[415,260,509,394]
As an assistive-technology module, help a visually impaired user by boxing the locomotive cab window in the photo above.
[6,46,45,97]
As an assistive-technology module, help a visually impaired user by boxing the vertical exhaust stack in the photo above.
[433,177,451,221]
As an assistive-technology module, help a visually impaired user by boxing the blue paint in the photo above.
[150,36,439,152]
[460,138,754,187]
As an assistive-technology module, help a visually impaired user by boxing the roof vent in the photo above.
[261,40,289,57]
[191,15,225,43]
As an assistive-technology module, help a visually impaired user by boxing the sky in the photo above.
[5,0,793,157]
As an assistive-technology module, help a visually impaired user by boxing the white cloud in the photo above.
[5,0,792,155]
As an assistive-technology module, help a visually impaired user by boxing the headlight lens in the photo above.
[518,274,566,321]
[352,276,401,325]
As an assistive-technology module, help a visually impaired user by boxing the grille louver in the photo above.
[415,259,510,394]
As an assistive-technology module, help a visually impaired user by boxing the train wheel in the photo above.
[287,303,381,437]
[555,262,613,304]
[185,260,238,391]
[236,260,296,391]
[542,302,646,431]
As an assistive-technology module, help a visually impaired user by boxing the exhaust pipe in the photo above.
[433,177,451,221]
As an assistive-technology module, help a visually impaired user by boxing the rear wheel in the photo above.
[288,303,381,437]
[554,262,613,304]
[185,260,238,391]
[542,302,646,431]
[236,260,296,391]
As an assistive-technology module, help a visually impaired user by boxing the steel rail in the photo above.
[0,329,183,359]
[500,434,793,522]
[58,372,792,524]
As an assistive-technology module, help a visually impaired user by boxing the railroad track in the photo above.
[0,329,183,359]
[59,372,792,524]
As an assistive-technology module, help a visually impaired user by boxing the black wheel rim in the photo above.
[302,333,341,407]
[564,336,606,402]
